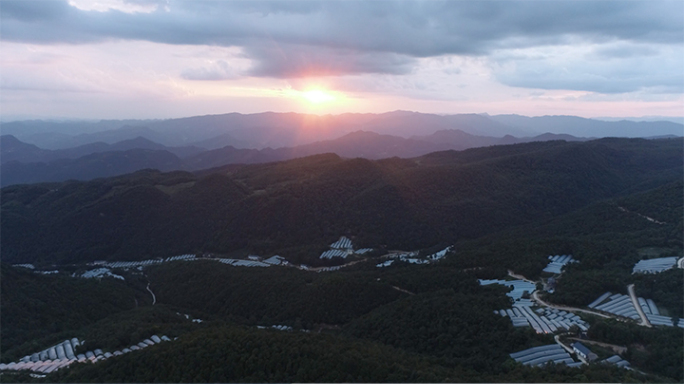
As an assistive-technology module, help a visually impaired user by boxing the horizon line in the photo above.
[3,110,683,124]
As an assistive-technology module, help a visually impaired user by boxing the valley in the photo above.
[1,137,682,383]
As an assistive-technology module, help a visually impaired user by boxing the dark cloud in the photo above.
[245,44,415,78]
[3,1,680,51]
[0,0,71,22]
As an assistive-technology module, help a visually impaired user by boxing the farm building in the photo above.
[546,277,556,292]
[572,342,597,361]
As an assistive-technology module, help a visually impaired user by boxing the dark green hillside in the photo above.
[0,266,141,359]
[520,181,683,308]
[51,324,476,383]
[46,322,655,383]
[2,138,681,265]
[588,320,683,381]
[146,260,405,327]
[343,289,533,373]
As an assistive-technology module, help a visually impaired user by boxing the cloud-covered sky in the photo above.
[1,0,682,119]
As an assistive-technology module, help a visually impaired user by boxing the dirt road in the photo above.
[532,291,612,318]
[627,283,652,327]
[146,283,156,305]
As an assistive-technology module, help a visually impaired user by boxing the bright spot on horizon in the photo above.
[302,89,336,104]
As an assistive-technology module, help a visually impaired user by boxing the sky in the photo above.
[1,0,683,120]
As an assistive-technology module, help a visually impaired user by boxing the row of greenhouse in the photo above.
[588,293,641,319]
[510,343,632,370]
[320,249,350,259]
[318,266,342,272]
[0,335,172,375]
[509,344,582,368]
[478,279,537,301]
[497,306,589,334]
[588,292,684,328]
[330,236,353,250]
[77,268,125,280]
[376,256,429,268]
[320,236,377,259]
[542,255,578,274]
[216,258,270,267]
[632,257,678,274]
[100,254,196,269]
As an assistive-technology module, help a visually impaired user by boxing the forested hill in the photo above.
[2,138,681,265]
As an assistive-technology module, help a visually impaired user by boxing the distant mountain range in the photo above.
[487,114,683,138]
[1,130,595,186]
[0,135,204,164]
[1,111,681,187]
[2,111,681,150]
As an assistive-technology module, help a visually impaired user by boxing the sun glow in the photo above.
[302,89,336,104]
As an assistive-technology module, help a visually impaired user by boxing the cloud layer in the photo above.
[1,0,682,119]
[2,0,682,87]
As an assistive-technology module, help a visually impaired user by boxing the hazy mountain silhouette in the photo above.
[0,130,596,185]
[1,135,204,164]
[5,112,680,151]
[490,114,683,137]
[1,149,182,187]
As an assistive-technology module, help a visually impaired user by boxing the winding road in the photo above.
[146,283,156,305]
[532,291,612,319]
[508,270,612,319]
[554,333,575,354]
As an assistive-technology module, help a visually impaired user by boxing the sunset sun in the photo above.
[302,89,336,104]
